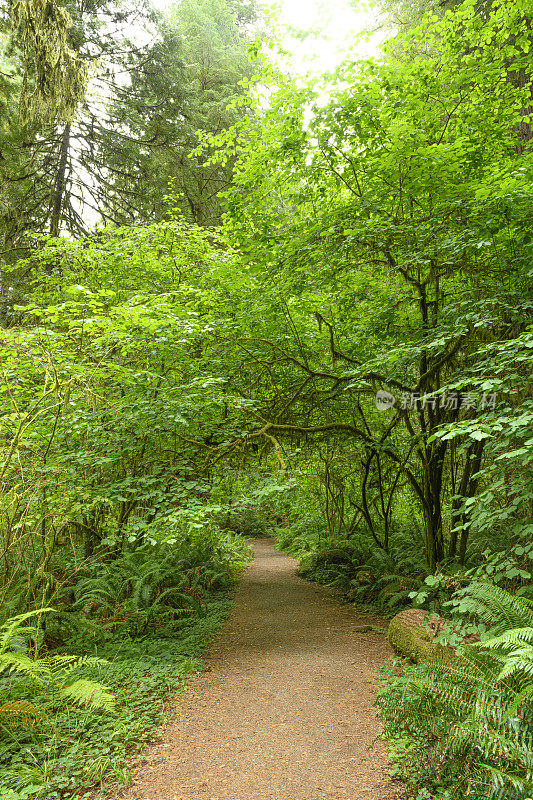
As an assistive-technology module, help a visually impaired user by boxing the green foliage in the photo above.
[1,0,532,798]
[0,0,161,253]
[10,0,92,122]
[378,585,533,799]
[447,582,533,635]
[0,512,247,798]
[0,597,231,799]
[288,529,428,613]
[218,0,533,569]
[0,0,261,257]
[0,608,115,759]
[65,527,250,638]
[0,217,255,620]
[102,0,261,226]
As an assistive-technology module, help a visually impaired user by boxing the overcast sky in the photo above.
[150,0,388,75]
[273,0,387,73]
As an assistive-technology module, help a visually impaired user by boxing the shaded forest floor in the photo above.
[113,539,403,800]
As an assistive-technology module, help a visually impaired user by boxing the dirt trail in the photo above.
[116,539,402,800]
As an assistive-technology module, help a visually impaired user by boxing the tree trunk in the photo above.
[50,123,71,237]
[449,439,486,562]
[422,444,446,569]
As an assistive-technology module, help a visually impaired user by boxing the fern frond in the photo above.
[74,577,120,607]
[59,679,115,712]
[463,584,533,631]
[0,608,55,654]
[155,586,206,615]
[480,763,533,795]
[131,577,155,609]
[0,652,51,678]
[481,627,533,650]
[52,655,108,677]
[504,682,533,718]
[0,700,49,728]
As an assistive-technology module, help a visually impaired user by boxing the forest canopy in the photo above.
[0,0,532,798]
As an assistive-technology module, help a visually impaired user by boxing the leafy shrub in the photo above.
[0,610,114,720]
[48,527,251,641]
[281,526,430,613]
[378,585,533,800]
[215,505,279,538]
[0,598,232,799]
[0,525,250,799]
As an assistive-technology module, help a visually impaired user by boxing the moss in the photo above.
[387,609,451,663]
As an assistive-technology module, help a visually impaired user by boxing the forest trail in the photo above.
[115,539,402,800]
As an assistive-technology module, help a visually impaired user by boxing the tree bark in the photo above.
[50,123,71,237]
[449,439,486,561]
[422,442,447,569]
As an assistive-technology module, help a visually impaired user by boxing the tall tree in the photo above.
[0,0,260,267]
[100,0,261,226]
[0,0,155,260]
[215,0,533,567]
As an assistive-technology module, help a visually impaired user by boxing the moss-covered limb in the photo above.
[10,0,92,123]
[387,609,451,663]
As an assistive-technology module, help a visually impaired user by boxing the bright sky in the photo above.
[270,0,387,74]
[149,0,388,75]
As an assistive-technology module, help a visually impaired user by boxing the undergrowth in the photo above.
[0,598,232,800]
[0,528,251,800]
[276,524,430,615]
[377,585,533,800]
[277,516,533,799]
[276,519,533,616]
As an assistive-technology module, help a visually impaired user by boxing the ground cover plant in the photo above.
[0,599,234,799]
[0,529,250,799]
[378,585,533,800]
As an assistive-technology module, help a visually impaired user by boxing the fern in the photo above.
[478,627,533,714]
[0,651,51,678]
[453,582,533,632]
[0,609,55,654]
[379,583,533,800]
[59,679,115,711]
[155,586,205,614]
[74,575,123,608]
[0,700,48,729]
[0,608,115,739]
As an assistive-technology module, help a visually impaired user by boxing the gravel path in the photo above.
[115,539,402,800]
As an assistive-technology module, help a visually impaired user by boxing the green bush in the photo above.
[47,527,251,642]
[0,526,251,799]
[0,599,232,799]
[378,585,533,800]
[280,525,430,613]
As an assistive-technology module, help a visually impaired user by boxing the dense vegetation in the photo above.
[1,0,532,797]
